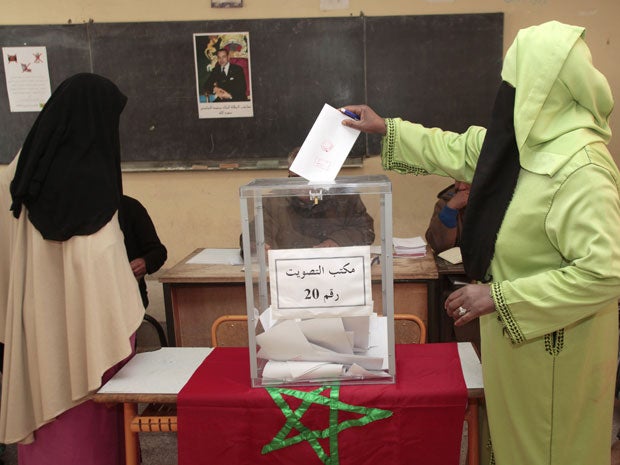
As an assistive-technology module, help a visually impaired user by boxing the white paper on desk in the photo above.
[438,246,463,264]
[97,347,212,394]
[289,103,361,182]
[393,236,426,249]
[186,248,243,265]
[269,246,373,319]
[457,342,483,390]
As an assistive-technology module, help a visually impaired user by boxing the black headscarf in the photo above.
[459,81,520,282]
[10,73,127,241]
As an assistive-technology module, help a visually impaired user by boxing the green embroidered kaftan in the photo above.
[381,21,620,465]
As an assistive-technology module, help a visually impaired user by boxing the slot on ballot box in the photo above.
[240,175,395,387]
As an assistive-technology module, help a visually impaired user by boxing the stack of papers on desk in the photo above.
[393,236,427,258]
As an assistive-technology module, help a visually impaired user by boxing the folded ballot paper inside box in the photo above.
[252,245,393,386]
[393,236,427,258]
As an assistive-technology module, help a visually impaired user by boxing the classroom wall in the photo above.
[2,0,619,268]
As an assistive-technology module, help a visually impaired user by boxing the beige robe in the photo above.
[0,155,145,444]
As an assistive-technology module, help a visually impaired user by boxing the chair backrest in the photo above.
[211,315,249,347]
[393,313,427,344]
[210,313,426,347]
[136,314,168,352]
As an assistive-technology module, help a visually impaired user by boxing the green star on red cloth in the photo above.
[262,385,393,465]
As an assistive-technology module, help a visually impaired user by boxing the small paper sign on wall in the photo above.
[269,245,373,319]
[2,46,51,112]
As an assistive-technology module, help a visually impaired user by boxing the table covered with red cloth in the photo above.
[178,343,467,465]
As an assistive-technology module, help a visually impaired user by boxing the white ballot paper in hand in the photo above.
[289,103,361,182]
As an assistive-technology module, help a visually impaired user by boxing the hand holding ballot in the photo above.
[240,146,375,253]
[289,104,361,182]
[339,104,387,135]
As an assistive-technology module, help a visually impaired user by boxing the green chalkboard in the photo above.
[0,14,502,169]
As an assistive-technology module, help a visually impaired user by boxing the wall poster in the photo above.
[193,32,253,119]
[2,46,51,112]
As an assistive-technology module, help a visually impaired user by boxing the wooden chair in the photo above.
[393,313,427,344]
[136,314,168,352]
[211,315,249,347]
[210,314,427,347]
[128,314,251,457]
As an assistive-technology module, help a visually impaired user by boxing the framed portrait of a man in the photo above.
[193,32,253,119]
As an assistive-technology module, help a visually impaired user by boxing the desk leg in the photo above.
[465,398,479,465]
[162,283,176,346]
[124,403,140,465]
[427,279,440,342]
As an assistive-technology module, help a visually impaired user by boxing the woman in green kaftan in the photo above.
[342,21,620,465]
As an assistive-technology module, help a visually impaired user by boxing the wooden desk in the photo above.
[433,255,482,351]
[433,256,468,342]
[159,248,439,347]
[94,344,483,465]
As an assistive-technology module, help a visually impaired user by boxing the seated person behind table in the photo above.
[243,148,375,251]
[424,180,470,253]
[118,194,168,308]
[425,181,479,349]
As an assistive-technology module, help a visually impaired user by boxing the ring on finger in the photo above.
[457,306,468,317]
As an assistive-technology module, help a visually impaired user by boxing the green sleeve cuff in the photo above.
[491,281,525,344]
[381,118,397,171]
[381,118,429,175]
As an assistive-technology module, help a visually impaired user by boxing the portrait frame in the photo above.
[193,31,253,119]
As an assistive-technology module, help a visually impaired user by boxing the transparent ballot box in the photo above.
[239,175,395,387]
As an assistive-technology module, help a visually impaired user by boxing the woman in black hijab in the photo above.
[0,73,145,465]
[10,72,126,241]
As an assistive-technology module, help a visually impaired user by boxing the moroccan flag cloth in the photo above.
[178,343,467,465]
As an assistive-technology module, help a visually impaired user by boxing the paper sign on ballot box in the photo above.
[268,245,373,320]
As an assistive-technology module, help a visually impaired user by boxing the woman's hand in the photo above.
[444,284,496,326]
[340,105,387,135]
[129,258,147,280]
